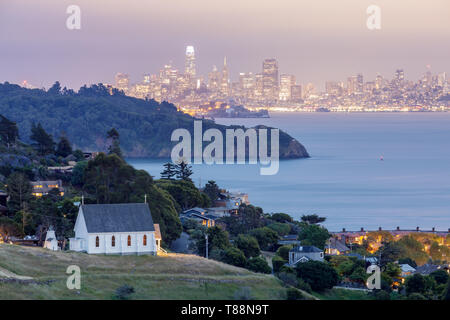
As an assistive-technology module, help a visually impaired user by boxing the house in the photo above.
[69,203,159,255]
[400,264,416,278]
[277,234,302,246]
[43,226,59,251]
[414,264,449,276]
[31,180,64,197]
[325,237,351,255]
[180,207,216,227]
[288,246,324,266]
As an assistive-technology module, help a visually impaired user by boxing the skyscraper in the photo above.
[220,57,230,96]
[279,74,296,101]
[262,59,279,100]
[115,73,129,93]
[185,46,196,79]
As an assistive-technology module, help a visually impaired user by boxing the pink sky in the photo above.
[1,0,449,89]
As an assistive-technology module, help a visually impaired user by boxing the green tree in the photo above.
[107,128,123,158]
[203,180,220,204]
[385,262,401,278]
[405,274,427,295]
[296,261,339,292]
[269,213,293,223]
[175,160,193,182]
[272,255,287,273]
[56,135,73,157]
[6,172,32,212]
[221,247,247,268]
[247,257,271,274]
[429,270,449,285]
[160,162,177,180]
[250,227,279,251]
[235,234,260,258]
[71,161,88,186]
[197,226,229,256]
[0,217,22,241]
[276,245,293,261]
[300,214,326,225]
[0,114,19,148]
[30,123,55,155]
[297,223,330,250]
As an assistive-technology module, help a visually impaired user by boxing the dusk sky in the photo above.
[1,0,449,90]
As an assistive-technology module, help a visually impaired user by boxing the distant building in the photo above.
[288,245,324,266]
[31,180,64,197]
[69,203,159,255]
[262,58,279,100]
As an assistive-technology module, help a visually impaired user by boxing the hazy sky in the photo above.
[1,0,449,90]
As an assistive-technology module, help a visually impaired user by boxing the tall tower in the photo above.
[262,58,279,101]
[220,57,230,96]
[185,46,196,78]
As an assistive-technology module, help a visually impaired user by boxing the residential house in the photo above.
[400,264,416,278]
[31,180,64,197]
[414,264,449,276]
[69,203,159,255]
[180,207,216,227]
[288,245,324,266]
[325,237,351,255]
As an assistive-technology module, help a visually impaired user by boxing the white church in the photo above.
[69,203,161,255]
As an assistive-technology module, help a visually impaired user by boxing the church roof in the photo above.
[81,203,155,233]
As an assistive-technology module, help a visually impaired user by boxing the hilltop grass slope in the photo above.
[0,244,286,300]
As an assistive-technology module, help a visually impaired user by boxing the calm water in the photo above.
[127,112,450,232]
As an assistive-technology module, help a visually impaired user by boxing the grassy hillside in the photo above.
[0,244,286,300]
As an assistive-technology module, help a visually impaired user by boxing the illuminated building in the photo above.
[185,45,196,78]
[279,74,296,101]
[262,58,279,100]
[115,73,129,93]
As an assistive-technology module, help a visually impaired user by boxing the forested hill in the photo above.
[0,82,309,159]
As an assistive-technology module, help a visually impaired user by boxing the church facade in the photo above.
[69,203,160,255]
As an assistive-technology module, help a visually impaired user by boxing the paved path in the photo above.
[0,266,33,280]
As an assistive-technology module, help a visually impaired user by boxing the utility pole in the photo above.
[144,194,147,204]
[205,234,208,259]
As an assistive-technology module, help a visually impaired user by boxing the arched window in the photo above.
[127,235,131,246]
[143,235,147,246]
[95,236,100,247]
[111,236,116,247]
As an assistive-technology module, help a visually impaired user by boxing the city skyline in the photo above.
[1,0,449,90]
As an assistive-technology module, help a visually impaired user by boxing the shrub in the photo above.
[272,256,287,273]
[221,247,247,268]
[276,245,293,261]
[235,234,260,258]
[277,271,298,287]
[296,261,339,292]
[247,257,271,274]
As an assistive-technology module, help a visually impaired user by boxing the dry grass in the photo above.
[0,244,286,300]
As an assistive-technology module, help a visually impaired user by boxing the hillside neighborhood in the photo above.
[0,114,449,300]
